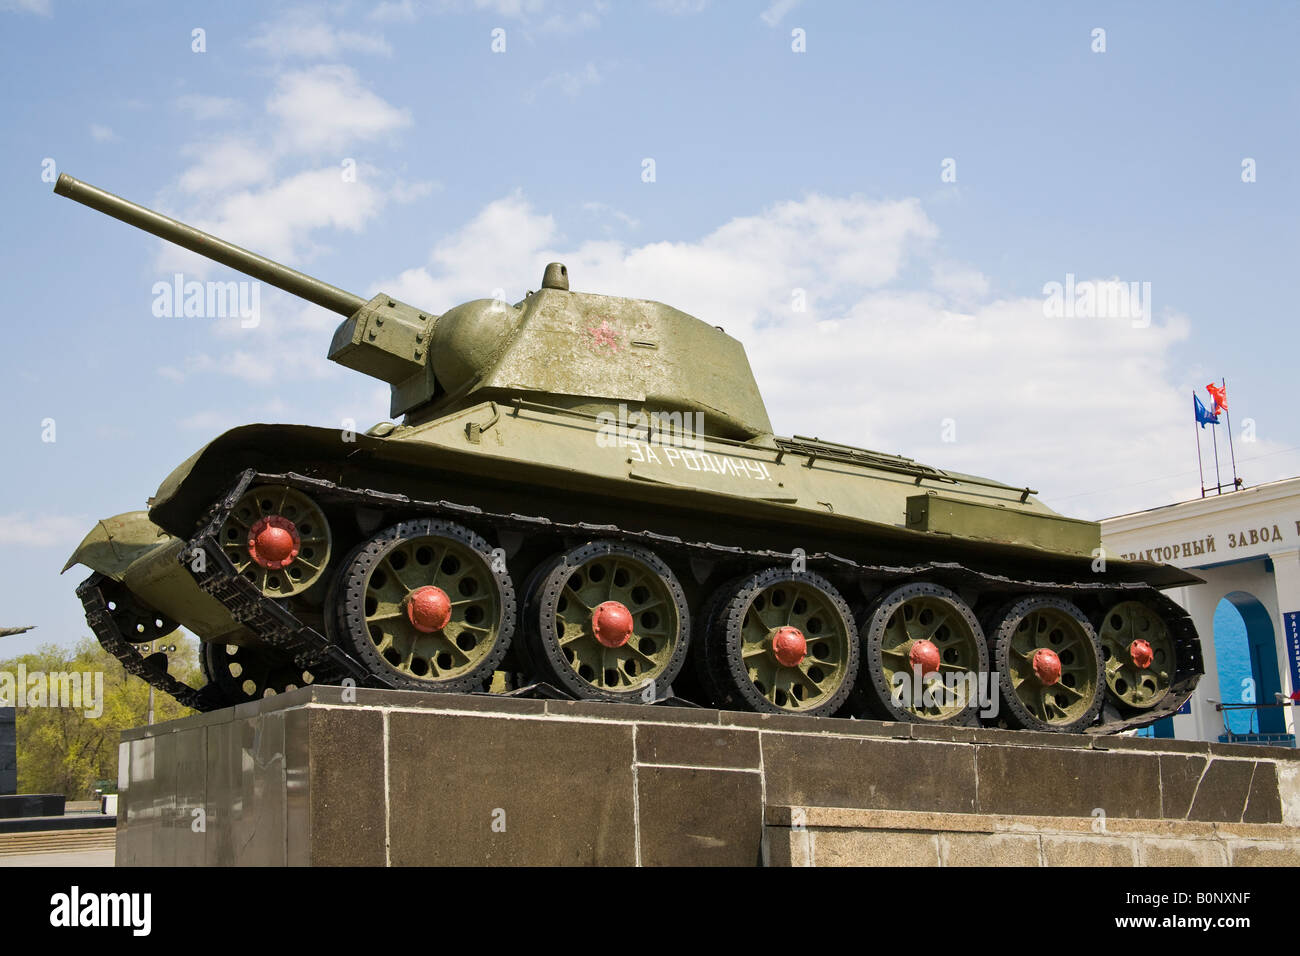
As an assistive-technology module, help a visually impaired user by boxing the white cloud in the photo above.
[475,0,546,17]
[191,166,392,261]
[1,0,51,15]
[582,201,639,230]
[377,191,1238,518]
[369,0,418,21]
[931,261,990,306]
[539,1,606,33]
[178,410,243,432]
[0,514,87,548]
[528,62,602,100]
[760,0,801,26]
[161,58,422,277]
[267,65,412,153]
[652,0,709,13]
[177,139,274,194]
[380,193,559,307]
[250,10,392,58]
[176,94,239,120]
[89,124,117,142]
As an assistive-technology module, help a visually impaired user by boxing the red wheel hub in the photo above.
[406,586,452,633]
[1129,638,1154,669]
[771,626,807,668]
[1032,647,1062,686]
[908,639,941,676]
[592,601,634,648]
[247,516,300,569]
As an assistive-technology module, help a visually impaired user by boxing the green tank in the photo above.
[56,174,1202,734]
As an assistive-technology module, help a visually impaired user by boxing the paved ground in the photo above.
[0,848,114,866]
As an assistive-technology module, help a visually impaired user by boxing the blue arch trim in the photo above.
[1223,591,1285,735]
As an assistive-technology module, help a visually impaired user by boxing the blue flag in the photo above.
[1194,392,1219,428]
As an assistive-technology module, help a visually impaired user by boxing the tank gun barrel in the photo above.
[53,174,367,317]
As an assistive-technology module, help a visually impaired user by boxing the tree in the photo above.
[0,634,201,799]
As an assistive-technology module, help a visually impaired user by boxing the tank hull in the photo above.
[130,405,1196,588]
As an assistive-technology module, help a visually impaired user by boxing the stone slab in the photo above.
[114,686,1300,866]
[387,710,637,866]
[636,766,762,865]
[0,794,64,819]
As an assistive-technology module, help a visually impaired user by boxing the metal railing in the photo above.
[1208,698,1297,747]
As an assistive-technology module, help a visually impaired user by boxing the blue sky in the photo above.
[1,0,1297,654]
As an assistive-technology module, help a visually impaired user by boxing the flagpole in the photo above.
[1222,377,1239,490]
[1211,417,1222,494]
[1194,391,1206,498]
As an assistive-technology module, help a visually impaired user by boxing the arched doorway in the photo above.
[1215,592,1285,736]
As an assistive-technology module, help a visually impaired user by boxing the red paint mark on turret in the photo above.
[588,319,621,352]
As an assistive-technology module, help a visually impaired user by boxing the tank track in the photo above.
[86,467,1203,734]
[77,573,224,712]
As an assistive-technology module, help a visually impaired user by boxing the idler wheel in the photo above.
[1095,601,1174,711]
[855,581,988,725]
[202,637,313,705]
[337,519,515,692]
[99,578,179,646]
[699,567,858,717]
[218,485,331,597]
[523,541,690,702]
[989,596,1104,733]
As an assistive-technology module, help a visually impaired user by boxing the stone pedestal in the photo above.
[0,707,15,795]
[116,687,1300,866]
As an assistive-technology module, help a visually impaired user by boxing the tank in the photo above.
[55,173,1203,734]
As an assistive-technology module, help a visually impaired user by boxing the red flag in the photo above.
[1206,383,1227,416]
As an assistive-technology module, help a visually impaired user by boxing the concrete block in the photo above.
[940,832,1041,866]
[977,745,1160,819]
[637,766,762,865]
[1041,835,1138,866]
[636,723,760,770]
[813,829,940,866]
[1187,758,1253,823]
[1138,839,1228,866]
[762,733,977,813]
[387,710,636,866]
[1227,841,1300,866]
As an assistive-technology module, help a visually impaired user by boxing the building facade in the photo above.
[1101,477,1300,745]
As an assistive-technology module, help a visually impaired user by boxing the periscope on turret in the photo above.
[54,175,1203,734]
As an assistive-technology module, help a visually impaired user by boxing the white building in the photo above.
[1101,477,1300,746]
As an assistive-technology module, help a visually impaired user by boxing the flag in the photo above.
[1206,382,1228,416]
[1194,393,1219,428]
